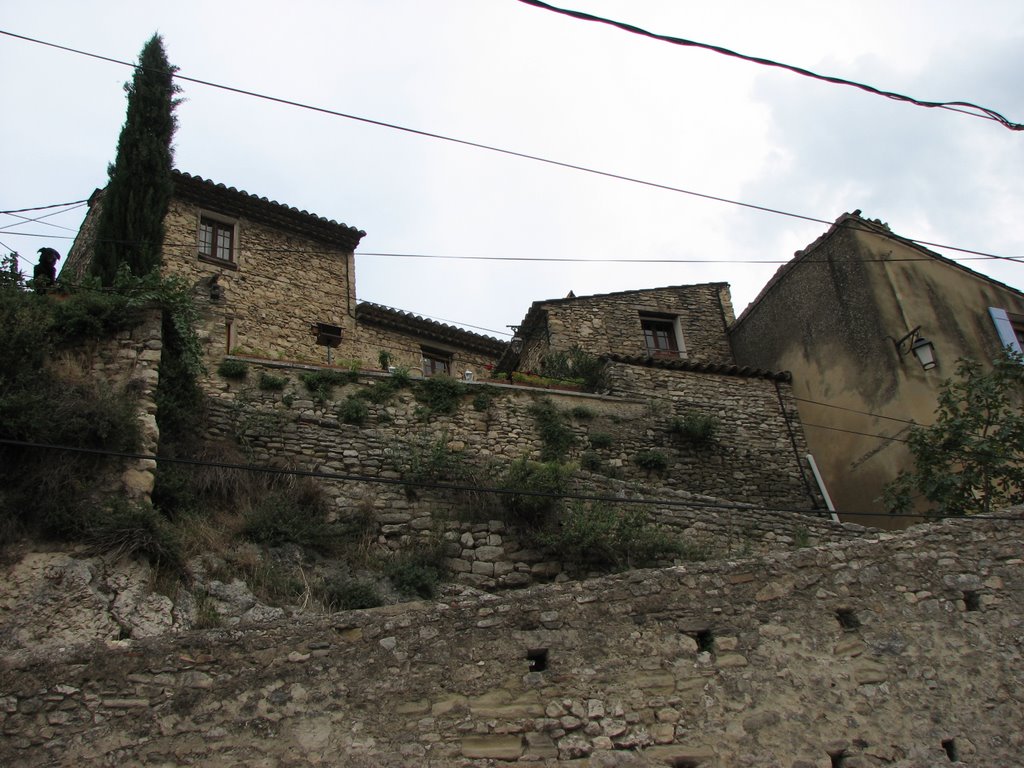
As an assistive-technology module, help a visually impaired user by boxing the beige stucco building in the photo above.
[730,211,1024,525]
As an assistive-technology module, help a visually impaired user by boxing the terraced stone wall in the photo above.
[2,512,1021,766]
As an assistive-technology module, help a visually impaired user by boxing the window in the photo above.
[989,307,1024,355]
[198,215,236,264]
[422,347,452,377]
[640,314,683,357]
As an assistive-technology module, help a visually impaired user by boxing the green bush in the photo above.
[49,290,142,344]
[471,386,498,412]
[541,346,609,393]
[383,542,448,599]
[217,358,248,379]
[669,412,719,444]
[634,449,669,473]
[84,498,183,571]
[580,451,603,471]
[338,395,369,425]
[536,503,681,570]
[322,576,383,611]
[300,369,358,402]
[258,372,287,391]
[241,479,335,551]
[529,398,576,461]
[588,432,613,449]
[569,405,595,420]
[499,458,570,528]
[415,375,466,416]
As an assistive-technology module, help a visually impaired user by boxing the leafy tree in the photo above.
[885,350,1024,516]
[92,34,180,285]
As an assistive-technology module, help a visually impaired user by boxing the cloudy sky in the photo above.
[2,1,1023,341]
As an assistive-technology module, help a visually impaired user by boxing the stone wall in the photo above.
[348,320,502,381]
[2,511,1021,766]
[196,359,851,589]
[517,284,736,373]
[54,308,163,501]
[161,197,359,366]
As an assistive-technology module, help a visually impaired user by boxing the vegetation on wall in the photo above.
[885,351,1024,516]
[529,398,576,461]
[92,35,180,285]
[498,458,571,528]
[669,412,719,444]
[415,375,467,416]
[217,358,249,380]
[300,369,358,403]
[541,345,609,393]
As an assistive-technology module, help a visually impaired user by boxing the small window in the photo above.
[640,314,682,357]
[422,347,452,377]
[198,216,236,264]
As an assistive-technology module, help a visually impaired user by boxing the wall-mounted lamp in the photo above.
[892,326,937,370]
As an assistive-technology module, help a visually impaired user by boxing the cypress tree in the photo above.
[92,34,179,285]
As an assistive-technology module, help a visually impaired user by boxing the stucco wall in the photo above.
[730,219,1024,524]
[2,511,1020,766]
[518,284,735,373]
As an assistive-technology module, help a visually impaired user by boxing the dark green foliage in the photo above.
[49,290,143,344]
[241,478,335,550]
[580,451,603,471]
[588,431,613,449]
[357,375,409,405]
[536,503,682,570]
[634,449,669,473]
[541,345,609,392]
[415,375,466,416]
[377,349,392,370]
[529,398,576,461]
[322,576,383,611]
[471,386,498,412]
[83,498,183,571]
[383,542,448,599]
[885,352,1024,516]
[217,358,248,380]
[569,405,595,420]
[401,433,470,484]
[92,35,180,285]
[258,372,287,391]
[498,458,570,527]
[338,396,369,425]
[300,369,358,402]
[669,412,719,444]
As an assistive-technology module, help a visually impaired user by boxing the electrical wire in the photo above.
[2,28,1022,267]
[515,0,1024,131]
[4,437,1020,522]
[0,199,88,214]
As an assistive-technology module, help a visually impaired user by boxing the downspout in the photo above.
[773,379,824,511]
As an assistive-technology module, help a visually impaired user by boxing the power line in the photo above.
[515,0,1024,131]
[3,29,1021,267]
[0,199,88,214]
[5,436,1020,522]
[792,396,922,427]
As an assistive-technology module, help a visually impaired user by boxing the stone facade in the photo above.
[194,357,840,589]
[2,510,1021,766]
[729,212,1024,525]
[505,284,736,374]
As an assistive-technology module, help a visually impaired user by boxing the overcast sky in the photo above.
[2,1,1023,341]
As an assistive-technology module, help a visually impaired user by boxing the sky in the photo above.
[2,1,1023,342]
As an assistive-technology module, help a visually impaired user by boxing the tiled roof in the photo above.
[356,302,508,356]
[604,353,791,381]
[172,170,366,250]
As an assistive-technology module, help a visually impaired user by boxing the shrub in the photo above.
[580,451,603,471]
[258,372,287,391]
[415,375,466,416]
[241,479,335,551]
[669,412,719,444]
[529,398,576,461]
[570,405,594,420]
[471,386,498,412]
[300,369,358,402]
[217,358,248,379]
[536,503,681,570]
[498,458,570,528]
[322,576,383,611]
[383,542,448,599]
[634,449,669,473]
[377,349,392,371]
[541,346,609,393]
[84,498,184,572]
[588,432,613,449]
[49,290,142,344]
[338,395,369,425]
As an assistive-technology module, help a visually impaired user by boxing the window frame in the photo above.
[197,213,239,268]
[639,313,686,358]
[421,346,453,377]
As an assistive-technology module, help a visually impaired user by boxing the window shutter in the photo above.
[988,307,1023,354]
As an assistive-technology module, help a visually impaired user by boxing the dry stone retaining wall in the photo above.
[2,512,1021,766]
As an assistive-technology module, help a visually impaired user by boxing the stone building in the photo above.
[64,171,506,377]
[500,283,736,373]
[730,211,1024,524]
